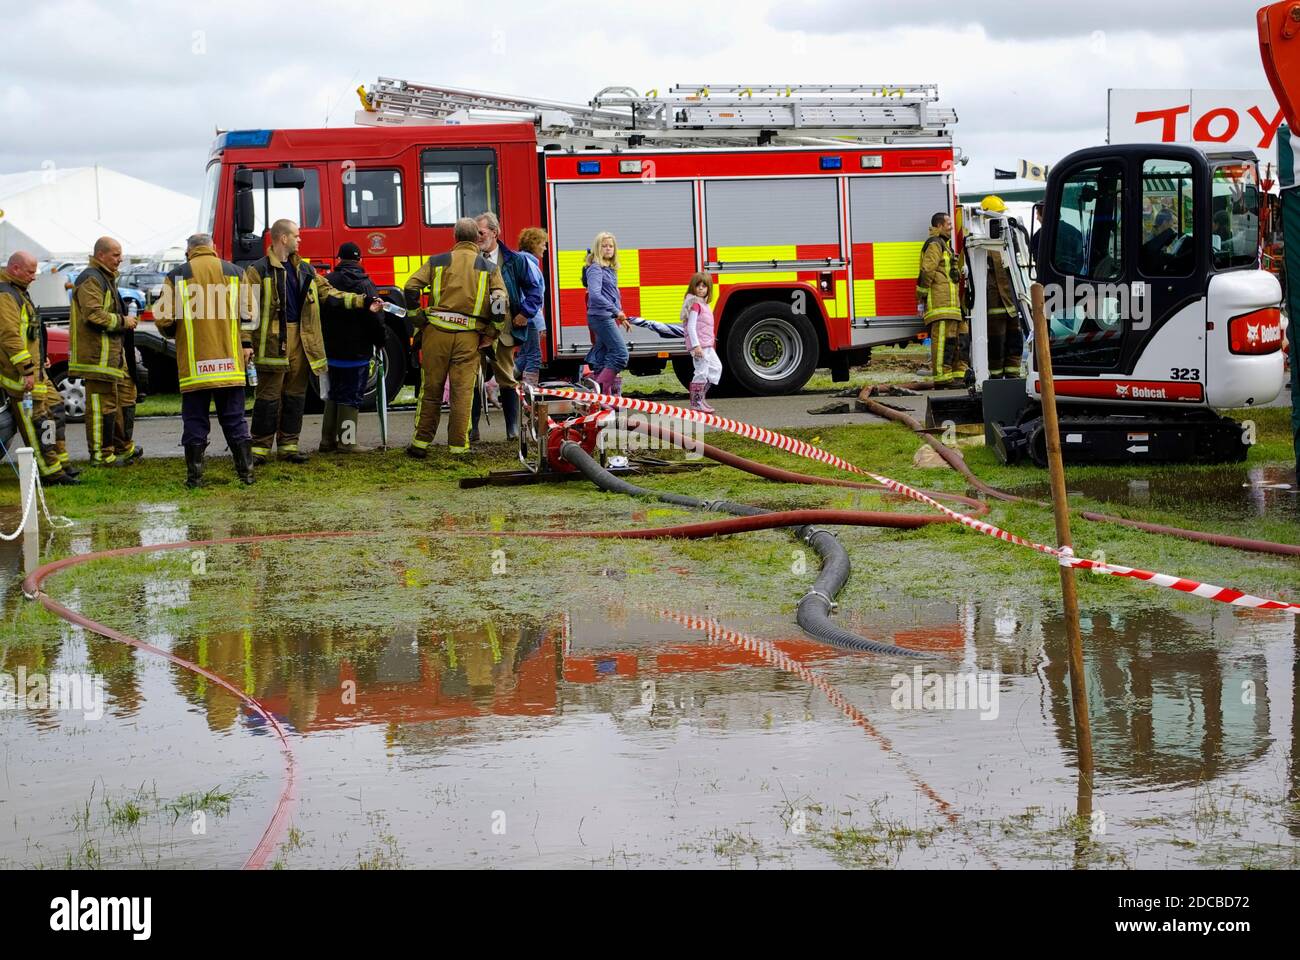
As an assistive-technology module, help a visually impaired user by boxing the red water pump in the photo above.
[518,380,610,474]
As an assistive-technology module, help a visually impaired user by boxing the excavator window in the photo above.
[1047,160,1125,369]
[1140,159,1195,278]
[1054,162,1123,282]
[1211,161,1260,271]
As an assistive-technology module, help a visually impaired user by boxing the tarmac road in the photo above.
[39,391,904,461]
[9,384,1292,462]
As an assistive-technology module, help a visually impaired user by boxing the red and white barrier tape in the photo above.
[540,389,1300,615]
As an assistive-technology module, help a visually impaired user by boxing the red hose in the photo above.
[631,420,992,514]
[858,394,1300,558]
[1078,512,1300,556]
[22,530,374,870]
[478,508,957,542]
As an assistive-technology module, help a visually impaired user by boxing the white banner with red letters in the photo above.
[1108,89,1285,156]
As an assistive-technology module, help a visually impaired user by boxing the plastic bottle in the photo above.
[246,361,258,388]
[22,391,33,417]
[382,301,408,318]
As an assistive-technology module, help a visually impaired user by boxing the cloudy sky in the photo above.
[0,0,1273,199]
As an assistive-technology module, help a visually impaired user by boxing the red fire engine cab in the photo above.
[202,80,958,399]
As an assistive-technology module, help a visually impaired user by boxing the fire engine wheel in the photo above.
[726,302,819,395]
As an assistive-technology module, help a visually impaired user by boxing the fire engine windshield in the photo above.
[198,162,220,235]
[1211,161,1259,270]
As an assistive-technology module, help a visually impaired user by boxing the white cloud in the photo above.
[0,0,1276,210]
[769,0,1256,38]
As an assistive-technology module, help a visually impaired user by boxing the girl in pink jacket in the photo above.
[681,272,720,412]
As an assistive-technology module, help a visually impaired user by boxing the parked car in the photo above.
[44,322,151,424]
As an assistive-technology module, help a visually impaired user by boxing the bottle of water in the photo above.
[382,301,407,318]
[22,391,33,417]
[246,361,258,388]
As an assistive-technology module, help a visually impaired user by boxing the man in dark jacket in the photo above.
[321,243,385,453]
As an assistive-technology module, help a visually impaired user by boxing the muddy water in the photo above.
[2,520,1299,869]
[1013,464,1300,523]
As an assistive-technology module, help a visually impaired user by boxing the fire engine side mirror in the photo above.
[235,188,255,235]
[273,167,307,188]
[233,169,255,190]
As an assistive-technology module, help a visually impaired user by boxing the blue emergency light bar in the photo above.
[219,130,274,149]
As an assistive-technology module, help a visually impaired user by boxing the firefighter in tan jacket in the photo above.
[403,217,508,456]
[243,219,377,463]
[980,197,1023,378]
[0,251,78,485]
[985,249,1022,377]
[154,234,257,487]
[917,212,968,385]
[70,237,142,465]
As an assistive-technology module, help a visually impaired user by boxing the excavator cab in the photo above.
[991,143,1283,465]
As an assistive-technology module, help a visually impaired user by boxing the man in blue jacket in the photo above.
[473,213,523,441]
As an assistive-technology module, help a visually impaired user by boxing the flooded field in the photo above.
[1013,464,1300,524]
[3,499,1299,870]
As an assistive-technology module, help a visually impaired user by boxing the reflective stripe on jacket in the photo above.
[244,252,366,373]
[403,241,508,335]
[918,228,962,324]
[0,269,39,394]
[985,249,1016,318]
[70,259,127,381]
[154,246,251,392]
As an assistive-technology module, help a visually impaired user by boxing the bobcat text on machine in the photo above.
[200,79,960,400]
[975,142,1284,466]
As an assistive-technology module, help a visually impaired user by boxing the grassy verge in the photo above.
[3,401,1296,652]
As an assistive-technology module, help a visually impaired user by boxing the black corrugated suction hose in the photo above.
[559,441,937,658]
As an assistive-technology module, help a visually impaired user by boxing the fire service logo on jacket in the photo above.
[196,358,237,376]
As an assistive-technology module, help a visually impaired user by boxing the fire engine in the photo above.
[201,79,958,400]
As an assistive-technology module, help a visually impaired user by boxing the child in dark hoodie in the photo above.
[581,231,630,395]
[320,242,385,452]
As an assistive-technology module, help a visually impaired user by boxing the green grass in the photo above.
[3,397,1296,655]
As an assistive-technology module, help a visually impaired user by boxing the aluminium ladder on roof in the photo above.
[355,78,955,148]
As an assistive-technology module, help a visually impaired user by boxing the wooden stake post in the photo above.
[1031,284,1095,818]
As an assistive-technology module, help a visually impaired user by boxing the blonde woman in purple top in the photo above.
[581,231,630,395]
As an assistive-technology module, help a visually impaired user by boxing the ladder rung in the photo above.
[667,83,940,100]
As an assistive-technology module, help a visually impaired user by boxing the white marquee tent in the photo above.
[0,166,198,262]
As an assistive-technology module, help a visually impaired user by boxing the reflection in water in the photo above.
[6,515,1300,867]
[1042,607,1275,788]
[1014,464,1300,521]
